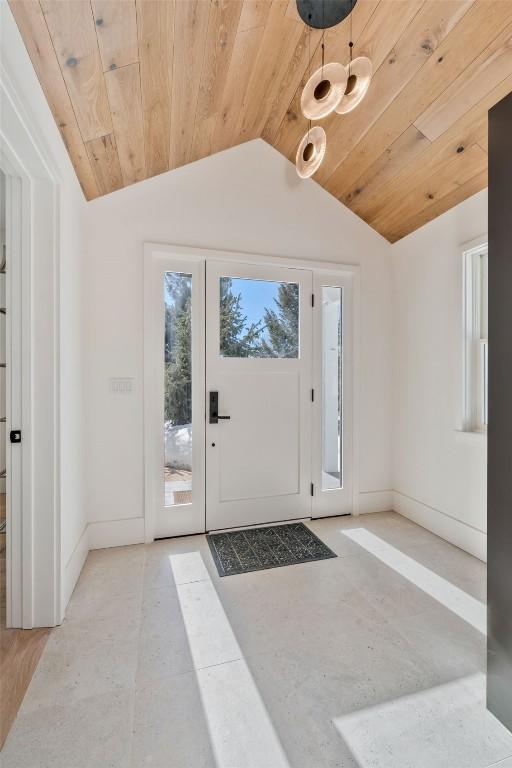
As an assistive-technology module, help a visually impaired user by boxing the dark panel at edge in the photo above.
[488,90,512,731]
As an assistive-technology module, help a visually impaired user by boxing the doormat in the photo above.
[207,522,336,576]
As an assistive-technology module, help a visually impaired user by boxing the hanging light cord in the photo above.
[349,0,354,70]
[308,25,311,138]
[321,0,325,74]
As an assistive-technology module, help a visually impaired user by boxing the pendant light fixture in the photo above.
[300,1,346,121]
[296,21,328,178]
[334,56,372,115]
[335,55,372,114]
[301,62,347,120]
[295,0,371,178]
[296,125,327,179]
[335,1,372,113]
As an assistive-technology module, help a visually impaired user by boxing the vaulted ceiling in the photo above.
[10,0,510,242]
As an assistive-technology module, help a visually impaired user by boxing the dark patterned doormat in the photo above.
[207,522,336,576]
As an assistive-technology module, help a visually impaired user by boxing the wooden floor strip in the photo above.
[0,626,50,750]
[0,494,50,751]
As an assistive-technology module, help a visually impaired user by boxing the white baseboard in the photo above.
[393,491,487,562]
[84,493,486,567]
[63,525,89,613]
[88,517,145,550]
[357,490,393,515]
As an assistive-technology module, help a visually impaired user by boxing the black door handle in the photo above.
[209,391,231,424]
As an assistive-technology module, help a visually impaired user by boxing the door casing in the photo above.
[144,243,360,541]
[1,49,61,627]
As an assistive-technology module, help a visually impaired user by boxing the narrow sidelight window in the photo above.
[322,286,343,490]
[164,272,193,506]
[463,244,488,431]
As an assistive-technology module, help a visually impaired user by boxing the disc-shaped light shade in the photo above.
[301,62,347,120]
[335,56,372,114]
[296,126,327,179]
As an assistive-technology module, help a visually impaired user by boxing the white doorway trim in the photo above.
[3,170,24,629]
[144,242,360,540]
[1,61,61,627]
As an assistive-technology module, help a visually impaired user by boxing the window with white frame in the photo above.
[463,242,488,432]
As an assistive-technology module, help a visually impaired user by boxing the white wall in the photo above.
[391,189,488,561]
[1,0,490,622]
[84,140,393,547]
[1,2,88,615]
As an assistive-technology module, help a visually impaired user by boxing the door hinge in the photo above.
[311,293,315,308]
[310,482,314,497]
[311,388,315,402]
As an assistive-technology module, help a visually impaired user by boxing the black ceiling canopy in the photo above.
[296,0,358,30]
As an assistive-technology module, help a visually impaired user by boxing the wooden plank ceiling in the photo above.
[9,0,511,242]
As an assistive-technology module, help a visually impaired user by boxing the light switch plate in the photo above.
[109,377,133,394]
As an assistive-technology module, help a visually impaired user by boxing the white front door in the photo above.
[205,260,313,531]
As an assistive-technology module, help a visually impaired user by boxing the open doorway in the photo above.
[0,170,49,748]
[0,168,23,631]
[0,171,6,630]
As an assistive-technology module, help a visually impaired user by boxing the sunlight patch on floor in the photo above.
[342,528,486,634]
[333,674,512,768]
[169,552,290,768]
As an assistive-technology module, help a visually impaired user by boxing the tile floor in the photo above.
[2,511,511,768]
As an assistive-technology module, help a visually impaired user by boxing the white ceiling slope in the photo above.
[87,138,391,263]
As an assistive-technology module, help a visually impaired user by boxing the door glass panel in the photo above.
[219,277,299,358]
[164,272,192,506]
[322,286,342,490]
